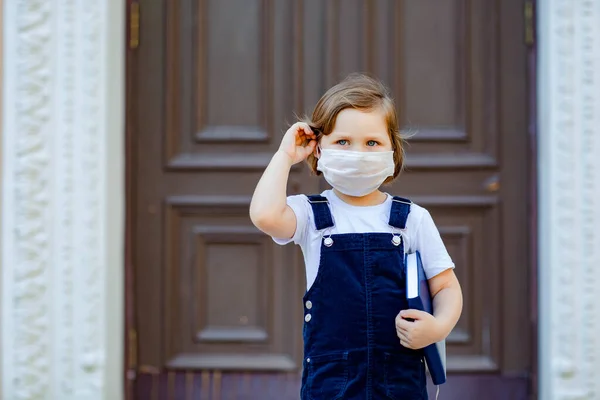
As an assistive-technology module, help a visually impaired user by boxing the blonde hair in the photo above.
[303,73,406,183]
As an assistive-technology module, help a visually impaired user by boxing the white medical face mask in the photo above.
[316,148,395,197]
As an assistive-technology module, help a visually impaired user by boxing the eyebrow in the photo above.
[329,131,388,139]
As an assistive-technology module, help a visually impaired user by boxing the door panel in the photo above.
[129,0,530,397]
[165,0,299,169]
[163,196,301,371]
[135,0,308,373]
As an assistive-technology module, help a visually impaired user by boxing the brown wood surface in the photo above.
[133,371,528,400]
[126,0,533,398]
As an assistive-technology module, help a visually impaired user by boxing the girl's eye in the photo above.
[367,140,379,146]
[337,139,348,145]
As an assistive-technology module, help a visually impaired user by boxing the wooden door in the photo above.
[127,0,532,399]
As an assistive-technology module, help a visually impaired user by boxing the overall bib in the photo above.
[300,195,428,400]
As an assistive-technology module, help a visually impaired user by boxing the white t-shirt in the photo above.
[273,190,455,290]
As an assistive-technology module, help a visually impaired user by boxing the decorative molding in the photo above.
[1,0,124,399]
[56,0,77,396]
[1,1,54,399]
[538,1,600,399]
[75,0,105,397]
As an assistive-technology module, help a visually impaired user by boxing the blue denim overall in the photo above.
[300,195,428,400]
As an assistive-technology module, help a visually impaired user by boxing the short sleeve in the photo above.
[412,210,455,279]
[272,195,311,246]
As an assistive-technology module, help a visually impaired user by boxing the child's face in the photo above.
[319,108,392,153]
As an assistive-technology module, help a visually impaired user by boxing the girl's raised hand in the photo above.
[278,122,317,165]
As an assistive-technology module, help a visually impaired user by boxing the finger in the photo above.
[300,142,316,158]
[291,122,306,135]
[296,130,312,145]
[300,128,315,140]
[291,122,308,134]
[297,135,315,150]
[400,309,425,321]
[297,122,313,135]
[396,323,410,335]
[293,121,307,129]
[398,336,413,349]
[397,328,410,339]
[302,123,313,135]
[395,318,412,332]
[397,330,410,343]
[300,125,317,140]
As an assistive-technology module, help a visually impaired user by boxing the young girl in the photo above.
[250,74,462,400]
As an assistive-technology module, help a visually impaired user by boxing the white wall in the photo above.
[0,0,3,395]
[538,0,600,399]
[0,1,125,399]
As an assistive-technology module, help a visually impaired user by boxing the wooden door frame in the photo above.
[527,0,539,398]
[121,0,541,398]
[124,0,138,398]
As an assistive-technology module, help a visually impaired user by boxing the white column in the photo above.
[538,0,600,399]
[0,1,125,399]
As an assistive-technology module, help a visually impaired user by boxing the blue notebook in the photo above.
[405,251,447,385]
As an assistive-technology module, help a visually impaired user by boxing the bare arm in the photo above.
[428,269,463,339]
[249,151,297,238]
[249,122,316,239]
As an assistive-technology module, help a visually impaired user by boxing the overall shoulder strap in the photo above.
[306,195,334,230]
[389,196,412,229]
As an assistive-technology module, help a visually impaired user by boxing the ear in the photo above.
[314,145,321,159]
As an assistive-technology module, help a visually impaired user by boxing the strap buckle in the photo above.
[391,198,412,205]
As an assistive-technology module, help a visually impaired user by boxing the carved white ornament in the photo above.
[538,0,600,399]
[1,0,119,399]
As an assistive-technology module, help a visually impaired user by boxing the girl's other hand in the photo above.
[278,122,317,165]
[395,309,444,350]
